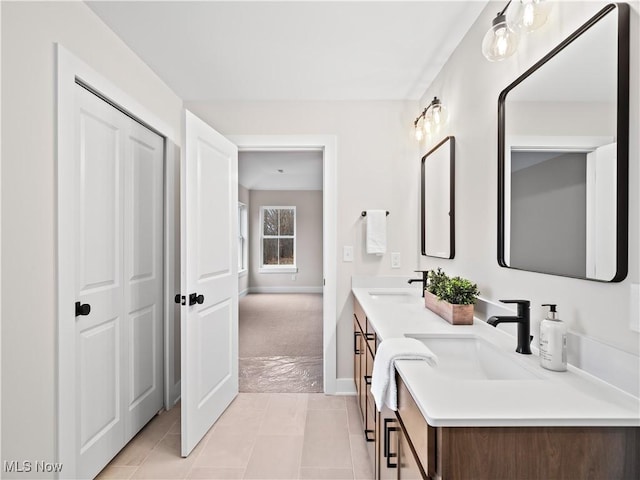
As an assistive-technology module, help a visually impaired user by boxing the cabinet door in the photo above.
[398,425,426,480]
[364,346,375,442]
[354,314,362,415]
[377,409,399,480]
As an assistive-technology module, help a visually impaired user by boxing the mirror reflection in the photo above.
[498,4,628,281]
[422,136,455,259]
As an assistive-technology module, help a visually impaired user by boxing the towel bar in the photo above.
[361,211,389,217]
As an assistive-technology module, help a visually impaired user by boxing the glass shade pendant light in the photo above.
[414,118,424,141]
[413,97,448,142]
[482,12,520,61]
[516,0,550,32]
[429,97,447,127]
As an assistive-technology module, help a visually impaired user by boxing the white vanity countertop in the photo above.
[352,280,640,427]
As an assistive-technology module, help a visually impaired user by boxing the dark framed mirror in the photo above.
[498,3,629,282]
[421,136,455,258]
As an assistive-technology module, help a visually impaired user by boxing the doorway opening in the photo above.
[238,150,324,392]
[231,135,338,395]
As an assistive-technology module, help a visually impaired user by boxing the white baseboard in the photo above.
[249,286,323,294]
[334,377,356,395]
[239,288,249,298]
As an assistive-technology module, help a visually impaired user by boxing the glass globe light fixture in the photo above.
[414,119,424,141]
[516,0,550,33]
[482,12,520,62]
[430,97,448,127]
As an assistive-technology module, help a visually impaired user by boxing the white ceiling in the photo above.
[86,0,488,101]
[238,150,323,190]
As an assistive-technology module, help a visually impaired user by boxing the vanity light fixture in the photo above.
[482,0,550,62]
[413,96,447,141]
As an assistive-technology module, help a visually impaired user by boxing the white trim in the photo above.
[229,135,338,395]
[249,286,323,294]
[164,141,181,410]
[239,269,248,277]
[335,378,357,395]
[258,267,298,274]
[239,288,250,298]
[56,44,177,478]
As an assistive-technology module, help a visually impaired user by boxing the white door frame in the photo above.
[56,44,179,478]
[229,135,338,394]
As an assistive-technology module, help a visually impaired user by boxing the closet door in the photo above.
[124,119,165,440]
[74,85,164,478]
[75,85,127,479]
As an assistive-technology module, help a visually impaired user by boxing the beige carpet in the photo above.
[239,293,323,393]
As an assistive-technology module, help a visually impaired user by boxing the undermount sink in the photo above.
[406,334,541,381]
[368,291,420,304]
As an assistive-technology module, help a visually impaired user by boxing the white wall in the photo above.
[185,100,417,381]
[1,1,182,474]
[248,190,323,291]
[418,1,640,356]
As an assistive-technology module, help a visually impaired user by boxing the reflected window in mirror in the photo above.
[422,136,455,259]
[498,3,629,282]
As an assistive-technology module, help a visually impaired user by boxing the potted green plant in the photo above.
[425,268,480,325]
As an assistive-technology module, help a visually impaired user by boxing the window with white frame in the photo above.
[260,206,296,270]
[238,203,248,272]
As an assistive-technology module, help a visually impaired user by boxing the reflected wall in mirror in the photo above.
[498,3,629,282]
[422,136,455,259]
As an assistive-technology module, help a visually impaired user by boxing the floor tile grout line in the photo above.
[241,393,272,479]
[295,397,310,480]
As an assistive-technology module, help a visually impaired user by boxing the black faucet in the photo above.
[408,270,429,297]
[487,299,532,354]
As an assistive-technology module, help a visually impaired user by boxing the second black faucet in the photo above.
[487,299,533,354]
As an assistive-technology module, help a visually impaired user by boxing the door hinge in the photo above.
[174,294,186,306]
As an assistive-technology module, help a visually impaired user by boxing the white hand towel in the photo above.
[371,338,437,412]
[366,210,387,255]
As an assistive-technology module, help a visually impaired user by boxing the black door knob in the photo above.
[189,293,205,306]
[75,302,91,317]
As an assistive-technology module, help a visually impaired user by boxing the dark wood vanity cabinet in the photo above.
[355,298,400,480]
[395,373,639,480]
[353,299,376,472]
[354,296,639,480]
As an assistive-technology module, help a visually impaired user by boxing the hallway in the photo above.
[239,294,323,393]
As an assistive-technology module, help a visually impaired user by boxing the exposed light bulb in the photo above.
[430,97,447,126]
[522,2,535,28]
[414,122,424,141]
[517,0,550,32]
[423,115,433,136]
[432,107,441,125]
[482,13,519,62]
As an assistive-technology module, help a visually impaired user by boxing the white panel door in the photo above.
[75,86,127,479]
[75,85,164,478]
[124,120,165,439]
[181,110,238,456]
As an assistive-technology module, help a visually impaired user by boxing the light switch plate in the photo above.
[391,252,401,269]
[343,246,354,262]
[630,284,640,332]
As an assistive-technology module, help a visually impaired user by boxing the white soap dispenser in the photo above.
[539,304,567,372]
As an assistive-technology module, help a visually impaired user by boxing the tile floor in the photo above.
[96,394,374,480]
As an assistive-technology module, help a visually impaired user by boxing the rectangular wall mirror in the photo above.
[498,3,629,282]
[422,136,455,259]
